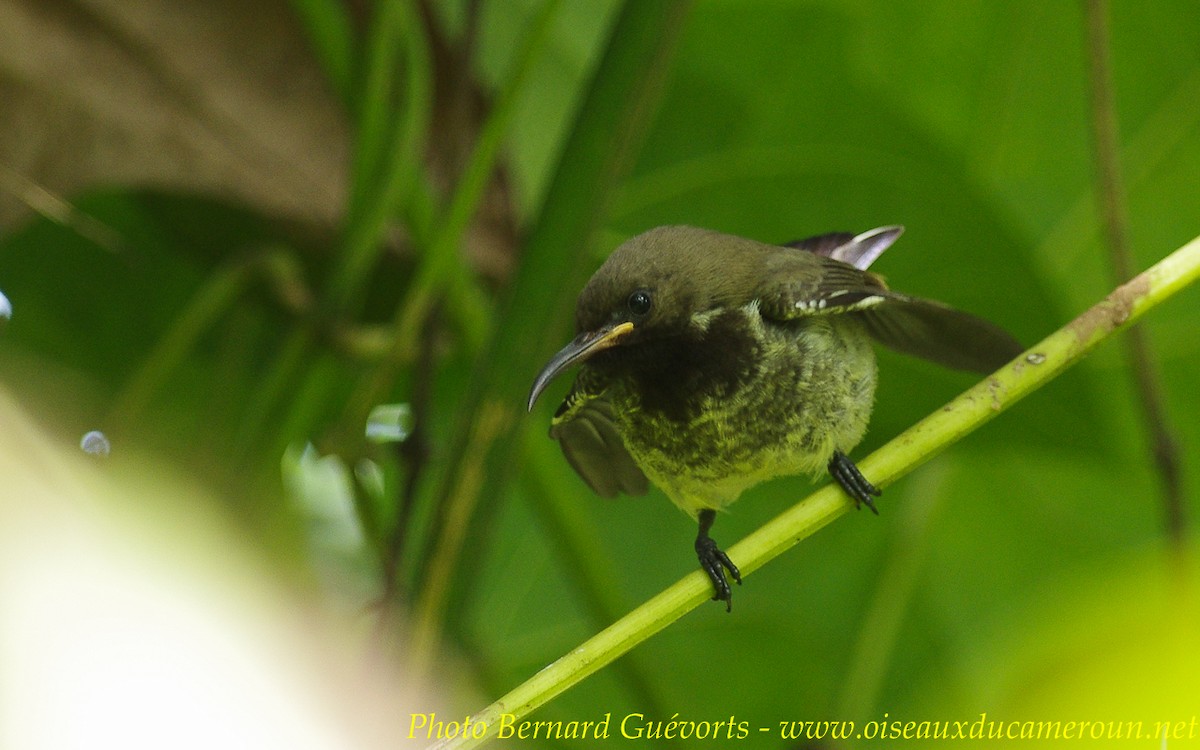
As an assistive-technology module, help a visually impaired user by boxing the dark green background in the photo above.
[2,1,1198,746]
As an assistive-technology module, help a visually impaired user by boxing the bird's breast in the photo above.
[617,306,764,422]
[603,305,878,512]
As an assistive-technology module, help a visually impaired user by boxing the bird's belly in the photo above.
[616,318,877,517]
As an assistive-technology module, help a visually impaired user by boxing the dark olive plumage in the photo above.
[528,225,1022,610]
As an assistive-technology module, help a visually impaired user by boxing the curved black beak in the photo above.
[527,321,634,411]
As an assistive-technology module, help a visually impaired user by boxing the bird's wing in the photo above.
[756,251,892,319]
[760,242,1023,374]
[783,226,903,271]
[549,382,648,498]
[857,295,1024,373]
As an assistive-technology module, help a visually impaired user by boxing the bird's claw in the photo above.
[829,450,881,515]
[696,535,742,612]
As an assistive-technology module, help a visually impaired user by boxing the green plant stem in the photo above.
[237,1,430,462]
[1083,0,1185,544]
[344,0,561,429]
[345,0,562,633]
[108,258,253,429]
[331,0,431,314]
[289,0,355,102]
[398,0,561,337]
[429,233,1200,750]
[108,249,310,430]
[405,0,693,673]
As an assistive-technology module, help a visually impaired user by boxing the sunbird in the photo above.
[528,226,1022,609]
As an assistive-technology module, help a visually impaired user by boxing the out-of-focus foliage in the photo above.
[0,390,434,749]
[2,0,1199,747]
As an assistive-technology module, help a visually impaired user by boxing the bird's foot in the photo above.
[696,537,742,611]
[696,509,741,611]
[829,450,881,515]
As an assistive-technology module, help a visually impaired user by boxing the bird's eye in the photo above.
[627,289,652,316]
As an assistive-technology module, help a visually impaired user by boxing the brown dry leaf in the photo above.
[0,0,350,233]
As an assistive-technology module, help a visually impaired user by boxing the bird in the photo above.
[526,225,1022,610]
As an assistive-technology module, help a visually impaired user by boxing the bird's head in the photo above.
[527,226,766,411]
